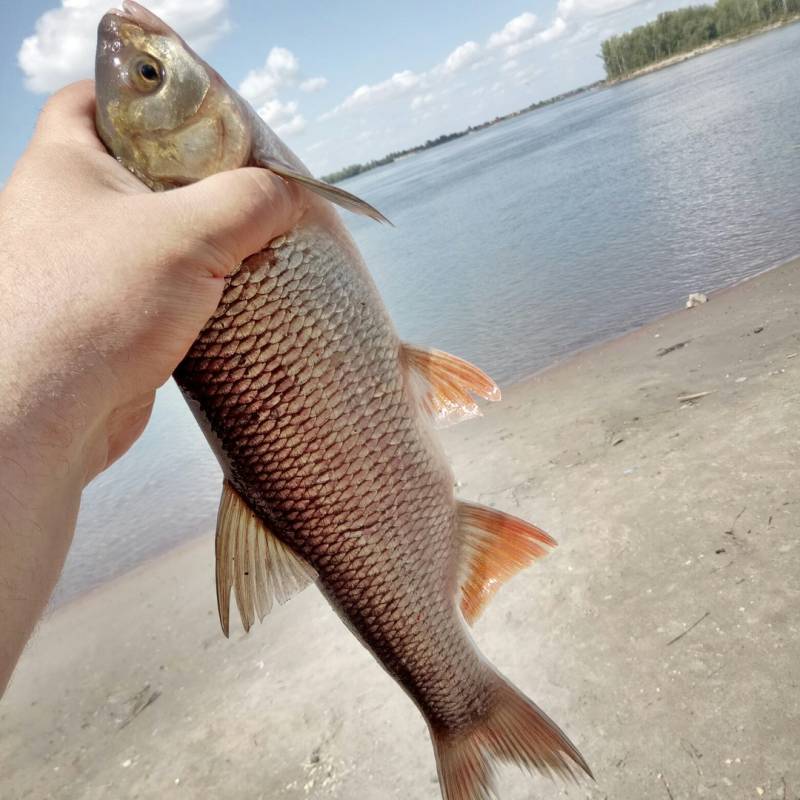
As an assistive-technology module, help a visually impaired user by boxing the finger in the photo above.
[161,168,305,274]
[35,80,107,153]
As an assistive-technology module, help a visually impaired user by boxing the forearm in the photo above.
[0,375,89,695]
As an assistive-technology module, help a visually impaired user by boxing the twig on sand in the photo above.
[678,390,714,403]
[118,686,161,729]
[680,739,703,775]
[667,611,710,646]
[659,772,676,800]
[657,340,690,357]
[706,661,725,680]
[724,506,747,536]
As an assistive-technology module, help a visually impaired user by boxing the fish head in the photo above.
[95,0,251,189]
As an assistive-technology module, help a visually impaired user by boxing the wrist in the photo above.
[0,347,101,489]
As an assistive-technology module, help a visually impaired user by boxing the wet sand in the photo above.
[2,257,800,800]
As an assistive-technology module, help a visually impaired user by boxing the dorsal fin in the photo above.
[216,481,315,637]
[457,501,556,624]
[401,344,501,426]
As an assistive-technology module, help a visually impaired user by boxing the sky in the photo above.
[1,0,691,181]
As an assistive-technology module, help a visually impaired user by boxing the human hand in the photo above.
[0,80,301,483]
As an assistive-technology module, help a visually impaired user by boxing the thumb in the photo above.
[160,167,304,274]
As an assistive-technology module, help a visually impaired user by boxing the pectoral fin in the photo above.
[216,481,315,637]
[457,501,556,625]
[257,157,392,225]
[401,344,500,426]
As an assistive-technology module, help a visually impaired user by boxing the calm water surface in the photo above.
[56,24,800,605]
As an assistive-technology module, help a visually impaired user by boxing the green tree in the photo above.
[600,0,797,78]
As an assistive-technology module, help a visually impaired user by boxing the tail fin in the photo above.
[431,674,592,800]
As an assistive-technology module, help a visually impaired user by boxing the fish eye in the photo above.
[130,55,163,92]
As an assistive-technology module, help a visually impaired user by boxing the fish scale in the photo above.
[176,224,490,730]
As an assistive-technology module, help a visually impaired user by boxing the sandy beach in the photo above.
[2,256,800,800]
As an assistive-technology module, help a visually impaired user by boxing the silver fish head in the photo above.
[95,0,251,189]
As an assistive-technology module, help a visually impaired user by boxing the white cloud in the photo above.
[505,15,568,55]
[324,69,422,117]
[299,76,328,93]
[239,46,325,138]
[322,35,485,120]
[443,41,481,74]
[265,46,299,80]
[484,9,568,58]
[321,12,556,122]
[239,46,300,106]
[256,99,305,136]
[487,12,538,49]
[536,16,568,44]
[276,115,306,136]
[306,139,329,152]
[567,21,601,43]
[410,93,435,111]
[513,66,545,84]
[558,0,646,18]
[18,0,229,93]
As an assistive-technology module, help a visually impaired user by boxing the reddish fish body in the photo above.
[176,208,487,730]
[95,3,590,796]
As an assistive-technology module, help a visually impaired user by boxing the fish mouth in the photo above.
[102,0,173,36]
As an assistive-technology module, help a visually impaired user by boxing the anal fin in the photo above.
[216,481,315,637]
[401,344,500,427]
[457,501,556,625]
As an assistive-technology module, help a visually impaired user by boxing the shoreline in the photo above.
[3,254,800,798]
[51,249,800,613]
[512,248,800,387]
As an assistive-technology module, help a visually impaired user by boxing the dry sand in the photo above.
[2,257,800,800]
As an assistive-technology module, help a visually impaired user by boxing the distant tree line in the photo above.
[600,0,800,79]
[321,81,604,184]
[322,132,467,184]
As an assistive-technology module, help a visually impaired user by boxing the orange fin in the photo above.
[215,481,315,637]
[431,672,592,799]
[401,344,500,427]
[457,501,556,625]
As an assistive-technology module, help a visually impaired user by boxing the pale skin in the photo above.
[0,81,302,696]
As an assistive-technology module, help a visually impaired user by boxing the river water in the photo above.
[55,23,800,605]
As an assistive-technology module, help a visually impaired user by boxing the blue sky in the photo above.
[1,0,689,181]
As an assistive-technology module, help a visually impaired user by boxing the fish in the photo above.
[94,3,592,797]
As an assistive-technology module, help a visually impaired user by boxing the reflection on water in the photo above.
[55,23,800,606]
